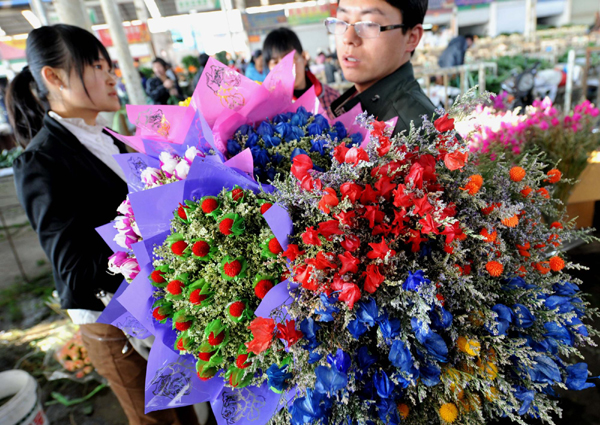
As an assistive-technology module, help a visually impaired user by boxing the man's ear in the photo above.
[406,24,424,53]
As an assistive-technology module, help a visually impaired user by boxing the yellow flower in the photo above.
[485,387,500,402]
[396,403,409,419]
[468,310,485,327]
[457,336,481,356]
[439,402,459,423]
[477,359,498,380]
[179,97,191,107]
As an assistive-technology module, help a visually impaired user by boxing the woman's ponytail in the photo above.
[6,66,46,148]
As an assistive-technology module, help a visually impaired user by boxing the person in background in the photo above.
[263,27,340,117]
[437,34,474,68]
[6,24,198,425]
[191,52,210,92]
[245,49,268,82]
[328,0,436,136]
[146,57,183,104]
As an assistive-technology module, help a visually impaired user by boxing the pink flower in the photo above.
[538,121,549,130]
[551,117,560,127]
[116,198,133,216]
[108,251,128,273]
[141,167,162,187]
[120,257,140,280]
[114,229,139,250]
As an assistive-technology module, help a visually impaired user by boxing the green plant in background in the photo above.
[0,147,23,168]
[470,56,552,94]
[182,55,200,71]
[138,67,153,80]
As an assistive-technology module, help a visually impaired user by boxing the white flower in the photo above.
[184,146,202,164]
[161,158,178,177]
[113,216,130,232]
[141,167,162,187]
[174,159,190,180]
[120,257,140,280]
[159,151,176,164]
[131,220,142,237]
[116,198,133,216]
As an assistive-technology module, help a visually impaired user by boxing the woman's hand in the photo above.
[163,79,174,89]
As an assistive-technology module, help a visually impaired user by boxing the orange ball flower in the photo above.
[549,256,565,272]
[546,169,562,184]
[480,228,497,243]
[501,215,519,227]
[461,174,483,195]
[486,261,503,277]
[510,166,526,182]
[550,222,563,229]
[521,186,532,197]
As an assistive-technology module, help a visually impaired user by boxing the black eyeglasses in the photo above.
[324,17,405,39]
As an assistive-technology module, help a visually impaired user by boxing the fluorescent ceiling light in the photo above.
[143,0,162,19]
[0,27,5,37]
[13,33,29,40]
[21,10,42,29]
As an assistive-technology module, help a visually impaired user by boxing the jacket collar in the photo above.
[331,62,416,119]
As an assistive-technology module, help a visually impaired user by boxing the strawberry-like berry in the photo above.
[223,260,242,277]
[150,270,166,283]
[268,238,283,255]
[229,301,245,318]
[208,331,225,346]
[260,203,273,214]
[197,372,211,381]
[198,351,214,362]
[231,188,244,201]
[176,338,186,351]
[166,280,184,295]
[219,218,234,235]
[152,307,167,321]
[236,354,250,369]
[192,241,210,257]
[171,240,188,256]
[255,279,274,299]
[175,320,192,331]
[177,204,187,220]
[190,289,208,305]
[201,198,218,214]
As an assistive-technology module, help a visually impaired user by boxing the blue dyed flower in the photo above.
[291,147,309,160]
[544,321,573,346]
[411,318,447,362]
[327,349,351,374]
[430,306,453,330]
[349,133,363,147]
[316,293,340,322]
[291,107,309,127]
[250,146,270,168]
[357,346,377,371]
[374,370,394,398]
[545,295,570,311]
[300,317,321,351]
[227,139,241,156]
[270,152,284,165]
[257,121,274,137]
[348,318,368,339]
[411,318,431,344]
[308,352,323,364]
[419,362,441,387]
[315,365,348,394]
[290,125,305,141]
[376,398,401,425]
[236,124,252,135]
[487,304,512,336]
[330,121,348,140]
[512,304,535,328]
[553,281,579,296]
[263,135,282,148]
[403,270,430,292]
[503,276,527,290]
[514,386,535,415]
[528,355,561,384]
[388,340,414,374]
[566,316,588,337]
[291,389,324,425]
[377,312,401,339]
[266,363,292,393]
[357,299,379,327]
[275,122,293,139]
[310,138,328,156]
[246,132,259,148]
[565,363,595,390]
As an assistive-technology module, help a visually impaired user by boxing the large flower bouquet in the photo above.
[458,96,600,205]
[250,109,598,424]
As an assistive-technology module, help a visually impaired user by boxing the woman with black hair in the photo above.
[7,24,197,425]
[146,57,183,104]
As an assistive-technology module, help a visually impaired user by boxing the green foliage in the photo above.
[0,147,23,168]
[181,55,200,70]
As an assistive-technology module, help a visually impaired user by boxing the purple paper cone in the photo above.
[95,222,123,253]
[263,204,293,251]
[254,280,299,319]
[113,153,160,193]
[129,180,185,239]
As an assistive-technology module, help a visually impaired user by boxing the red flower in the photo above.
[377,136,391,156]
[371,120,386,136]
[336,281,361,309]
[341,235,361,252]
[223,260,242,277]
[231,188,244,201]
[190,289,207,305]
[246,317,275,355]
[393,184,413,208]
[419,214,440,235]
[407,162,424,188]
[372,223,392,237]
[338,251,360,274]
[309,251,337,270]
[208,331,225,346]
[295,264,319,290]
[291,154,313,180]
[408,229,427,252]
[340,182,363,203]
[318,220,344,240]
[444,151,468,171]
[360,184,380,204]
[229,301,246,317]
[255,279,274,299]
[367,237,396,260]
[152,307,167,321]
[333,144,349,164]
[302,226,322,246]
[363,205,385,228]
[171,240,188,256]
[199,351,214,362]
[300,175,323,192]
[219,218,234,235]
[260,203,273,214]
[345,147,369,166]
[283,244,305,261]
[276,320,303,348]
[150,270,166,283]
[268,237,283,254]
[236,354,251,369]
[391,209,409,236]
[175,320,192,331]
[201,198,218,214]
[418,154,437,182]
[374,176,396,200]
[167,280,184,295]
[362,264,384,293]
[413,196,433,216]
[434,114,455,132]
[334,210,356,227]
[192,240,210,257]
[319,188,339,214]
[177,203,188,220]
[441,222,463,244]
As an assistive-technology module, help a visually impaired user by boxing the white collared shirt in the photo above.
[48,111,124,324]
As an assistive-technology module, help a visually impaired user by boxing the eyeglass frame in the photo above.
[324,17,406,39]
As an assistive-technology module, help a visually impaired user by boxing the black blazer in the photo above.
[13,113,129,310]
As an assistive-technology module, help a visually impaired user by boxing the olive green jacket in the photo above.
[331,62,437,137]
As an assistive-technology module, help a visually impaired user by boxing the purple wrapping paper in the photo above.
[145,326,225,413]
[254,280,299,319]
[211,381,289,425]
[129,180,185,239]
[118,263,159,335]
[263,203,292,251]
[97,279,152,339]
[143,138,190,159]
[105,129,146,153]
[95,222,122,253]
[114,153,161,193]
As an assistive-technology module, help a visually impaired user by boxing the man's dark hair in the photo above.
[152,57,169,69]
[262,27,303,69]
[383,0,429,33]
[464,34,475,42]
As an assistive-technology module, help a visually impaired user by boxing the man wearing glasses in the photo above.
[327,0,435,136]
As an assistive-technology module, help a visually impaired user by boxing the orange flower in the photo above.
[533,261,550,274]
[516,265,527,276]
[550,222,563,229]
[546,169,562,184]
[516,242,531,257]
[397,403,409,419]
[501,215,519,227]
[188,65,198,73]
[510,166,526,182]
[480,228,497,243]
[549,256,565,271]
[537,188,550,199]
[486,261,503,277]
[461,174,483,195]
[533,243,546,249]
[521,186,532,197]
[456,233,467,241]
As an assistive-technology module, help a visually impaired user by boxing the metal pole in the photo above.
[53,0,92,31]
[29,0,48,26]
[565,49,575,112]
[478,63,486,94]
[133,0,157,57]
[99,0,147,105]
